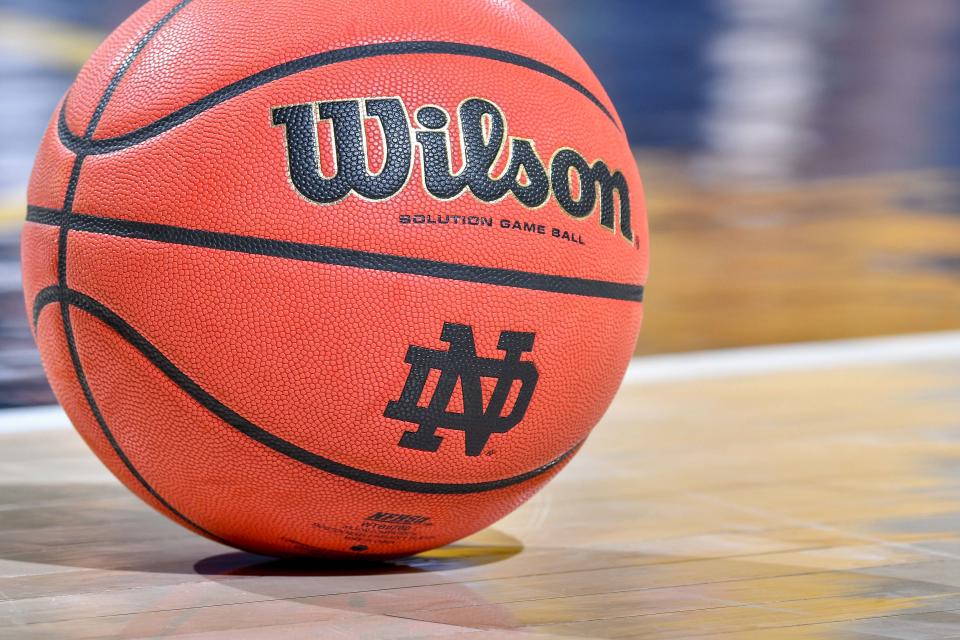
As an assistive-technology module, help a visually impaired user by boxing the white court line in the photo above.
[0,404,71,434]
[624,330,960,385]
[2,330,959,435]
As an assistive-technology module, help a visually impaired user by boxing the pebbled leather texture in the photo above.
[23,0,649,559]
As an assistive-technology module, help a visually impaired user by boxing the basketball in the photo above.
[22,0,647,559]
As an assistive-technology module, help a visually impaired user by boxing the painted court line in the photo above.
[623,330,960,385]
[0,404,72,434]
[2,330,959,435]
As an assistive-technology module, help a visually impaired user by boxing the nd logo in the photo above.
[384,323,539,457]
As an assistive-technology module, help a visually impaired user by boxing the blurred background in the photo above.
[0,0,958,408]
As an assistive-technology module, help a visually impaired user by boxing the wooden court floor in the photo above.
[3,333,960,640]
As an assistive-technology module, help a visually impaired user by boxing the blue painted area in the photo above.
[934,47,960,170]
[527,0,719,149]
[3,0,960,166]
[0,0,141,29]
[0,63,75,194]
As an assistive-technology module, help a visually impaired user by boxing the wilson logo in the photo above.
[271,97,634,242]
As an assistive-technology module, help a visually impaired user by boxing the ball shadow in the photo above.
[194,527,524,578]
[0,483,522,577]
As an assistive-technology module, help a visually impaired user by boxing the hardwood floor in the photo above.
[3,336,960,639]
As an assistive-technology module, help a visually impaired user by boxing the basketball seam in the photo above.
[58,40,620,156]
[50,0,228,545]
[85,0,196,138]
[33,285,582,494]
[28,206,645,303]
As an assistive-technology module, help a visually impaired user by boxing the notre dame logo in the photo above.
[384,323,539,457]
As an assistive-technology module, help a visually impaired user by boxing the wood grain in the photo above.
[3,350,960,639]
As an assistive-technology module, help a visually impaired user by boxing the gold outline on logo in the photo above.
[271,96,635,243]
[270,96,416,207]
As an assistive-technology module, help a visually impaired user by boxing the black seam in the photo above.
[34,286,580,494]
[28,206,645,303]
[50,0,223,543]
[24,206,63,227]
[58,40,619,155]
[85,0,194,138]
[55,298,226,542]
[57,156,86,287]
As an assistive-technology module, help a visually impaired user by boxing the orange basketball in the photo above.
[22,0,648,558]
